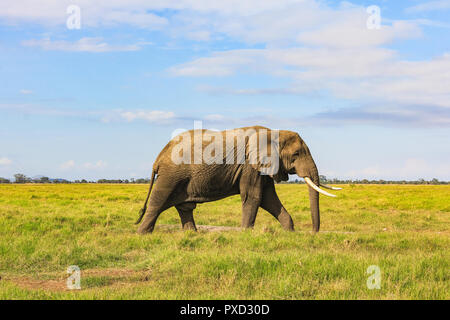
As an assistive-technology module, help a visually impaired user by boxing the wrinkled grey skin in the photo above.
[136,126,321,234]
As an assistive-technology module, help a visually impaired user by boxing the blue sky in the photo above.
[0,0,449,181]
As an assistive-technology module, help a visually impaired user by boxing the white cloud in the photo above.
[203,114,226,121]
[170,47,450,111]
[0,0,306,24]
[1,1,426,45]
[0,157,12,166]
[120,110,175,123]
[412,18,450,29]
[22,37,143,52]
[297,20,421,48]
[169,51,256,77]
[60,160,75,170]
[20,89,33,95]
[157,2,447,114]
[60,160,108,171]
[0,1,168,28]
[309,105,450,128]
[0,103,97,118]
[1,1,448,42]
[84,160,108,170]
[406,0,450,13]
[185,31,211,41]
[4,1,450,128]
[345,158,450,180]
[1,103,178,125]
[91,9,168,28]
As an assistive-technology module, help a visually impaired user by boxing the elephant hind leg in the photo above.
[137,176,179,234]
[176,202,197,231]
[137,207,163,234]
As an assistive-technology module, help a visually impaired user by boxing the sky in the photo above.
[0,0,449,181]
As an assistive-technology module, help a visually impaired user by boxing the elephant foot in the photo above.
[182,222,197,231]
[283,224,295,231]
[137,229,153,235]
[278,212,294,231]
[137,224,155,234]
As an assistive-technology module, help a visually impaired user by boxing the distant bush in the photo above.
[278,176,449,185]
[0,177,11,184]
[6,173,448,185]
[97,179,130,184]
[14,174,30,184]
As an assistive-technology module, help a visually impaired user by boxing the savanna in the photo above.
[0,183,448,299]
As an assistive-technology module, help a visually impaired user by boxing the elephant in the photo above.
[136,126,340,234]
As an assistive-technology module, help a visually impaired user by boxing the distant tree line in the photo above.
[0,174,448,185]
[0,174,73,184]
[278,175,449,185]
[0,174,151,184]
[96,178,150,184]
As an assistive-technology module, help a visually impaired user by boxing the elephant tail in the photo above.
[135,170,156,224]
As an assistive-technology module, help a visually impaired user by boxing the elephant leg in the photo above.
[260,182,294,231]
[137,177,178,234]
[240,169,263,229]
[137,207,162,234]
[176,202,197,231]
[241,199,260,229]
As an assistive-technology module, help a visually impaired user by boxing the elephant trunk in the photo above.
[308,170,320,232]
[296,160,320,232]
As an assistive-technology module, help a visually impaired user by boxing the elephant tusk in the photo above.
[320,184,342,191]
[304,177,337,197]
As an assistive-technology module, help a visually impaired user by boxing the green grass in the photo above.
[0,184,448,299]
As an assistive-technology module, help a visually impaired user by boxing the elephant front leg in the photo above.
[239,170,263,229]
[176,203,197,231]
[241,196,261,228]
[260,182,294,231]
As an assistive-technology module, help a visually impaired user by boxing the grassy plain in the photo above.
[0,184,448,299]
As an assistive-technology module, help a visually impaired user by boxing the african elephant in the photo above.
[136,126,339,234]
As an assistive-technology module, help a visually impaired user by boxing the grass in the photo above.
[0,184,448,299]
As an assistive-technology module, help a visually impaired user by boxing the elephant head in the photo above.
[275,130,339,232]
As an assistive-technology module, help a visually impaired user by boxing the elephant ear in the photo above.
[270,130,293,182]
[271,168,289,182]
[243,128,289,182]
